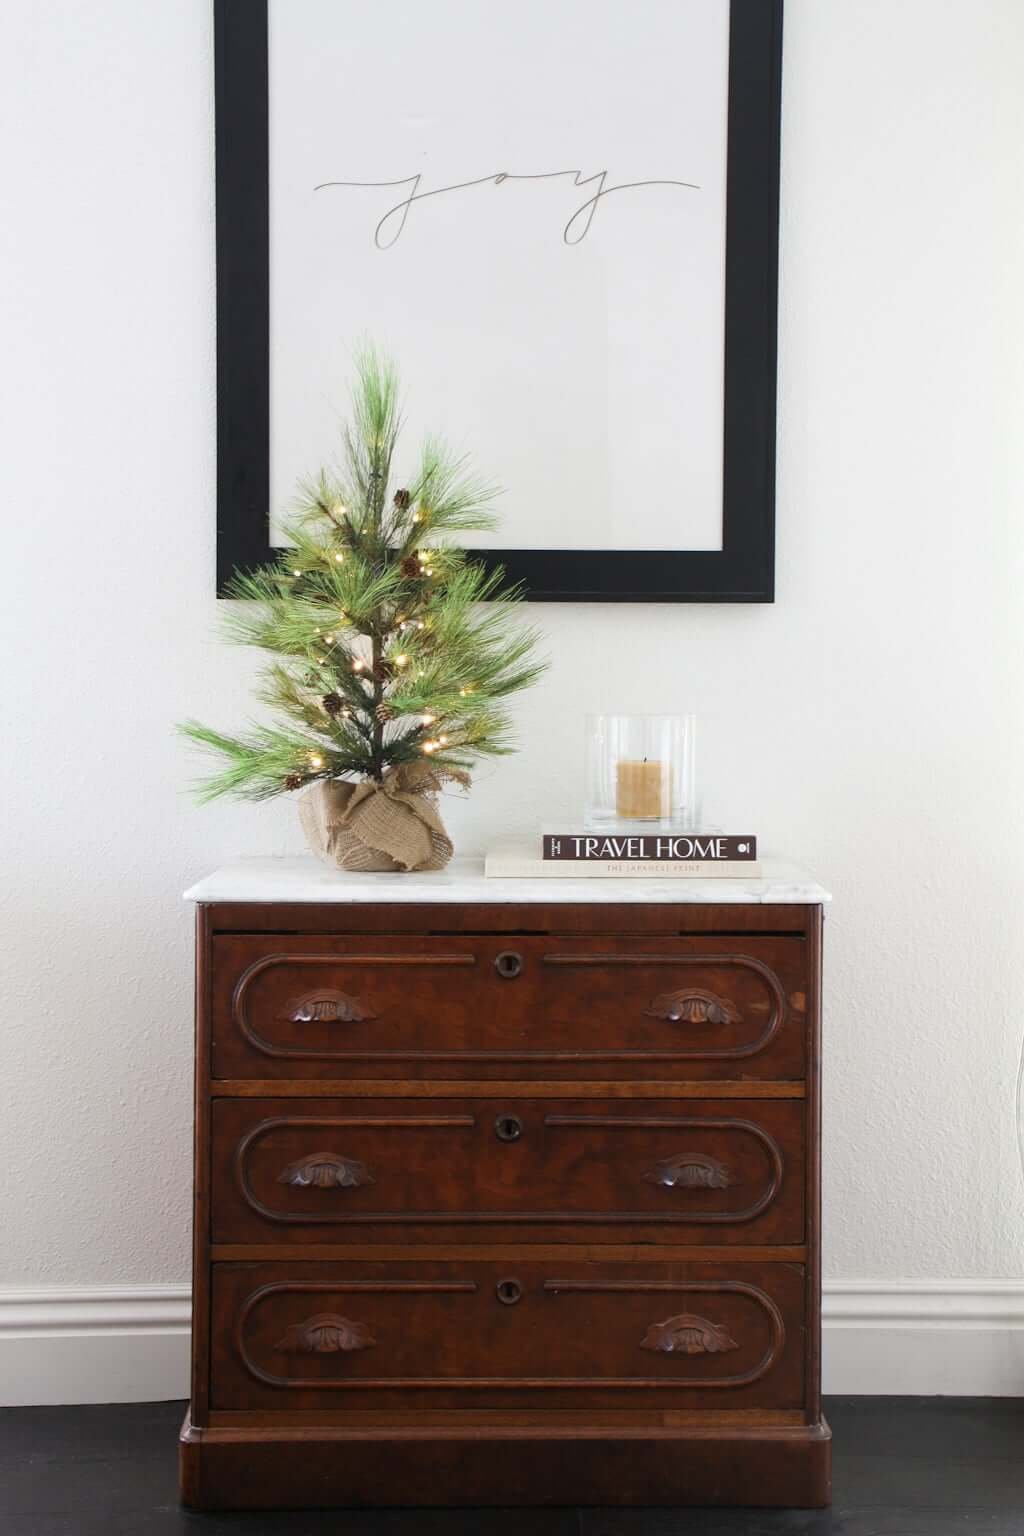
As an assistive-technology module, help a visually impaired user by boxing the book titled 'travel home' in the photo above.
[543,834,757,862]
[485,834,760,879]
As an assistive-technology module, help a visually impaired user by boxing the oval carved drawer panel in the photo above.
[210,1097,804,1246]
[210,1260,805,1412]
[210,934,807,1082]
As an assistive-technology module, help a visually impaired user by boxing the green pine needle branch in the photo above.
[179,347,547,802]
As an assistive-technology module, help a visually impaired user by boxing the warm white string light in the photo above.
[301,539,455,767]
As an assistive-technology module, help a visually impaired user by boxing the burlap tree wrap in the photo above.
[297,762,469,872]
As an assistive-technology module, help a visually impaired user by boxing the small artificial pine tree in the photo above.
[180,350,546,803]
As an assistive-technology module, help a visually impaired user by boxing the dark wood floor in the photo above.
[1,1398,1021,1535]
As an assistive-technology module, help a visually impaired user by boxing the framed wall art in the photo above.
[215,0,783,601]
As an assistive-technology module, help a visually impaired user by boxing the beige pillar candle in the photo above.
[615,758,669,819]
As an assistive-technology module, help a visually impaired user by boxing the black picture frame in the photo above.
[215,0,782,602]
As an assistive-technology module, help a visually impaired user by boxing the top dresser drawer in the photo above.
[210,933,807,1082]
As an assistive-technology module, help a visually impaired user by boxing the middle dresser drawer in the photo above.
[211,1097,805,1246]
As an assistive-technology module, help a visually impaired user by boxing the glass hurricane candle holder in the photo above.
[584,714,697,830]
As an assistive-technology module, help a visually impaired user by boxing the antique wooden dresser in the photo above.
[180,856,830,1509]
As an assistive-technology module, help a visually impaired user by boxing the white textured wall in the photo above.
[2,0,1023,1311]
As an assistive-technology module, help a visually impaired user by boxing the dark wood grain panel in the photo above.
[191,906,213,1422]
[211,934,806,1082]
[203,1405,806,1426]
[210,1258,806,1412]
[211,1243,809,1263]
[205,900,813,935]
[210,1097,804,1246]
[212,1079,807,1098]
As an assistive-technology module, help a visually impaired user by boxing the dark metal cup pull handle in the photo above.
[494,950,523,979]
[496,1278,523,1306]
[494,1113,523,1143]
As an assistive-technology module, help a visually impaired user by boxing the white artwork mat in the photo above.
[267,0,730,551]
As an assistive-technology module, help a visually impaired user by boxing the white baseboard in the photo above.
[1,1280,1023,1406]
[0,1286,191,1407]
[822,1280,1024,1396]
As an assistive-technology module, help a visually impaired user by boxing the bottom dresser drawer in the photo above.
[210,1259,806,1411]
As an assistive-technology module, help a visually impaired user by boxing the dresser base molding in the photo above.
[179,1409,832,1509]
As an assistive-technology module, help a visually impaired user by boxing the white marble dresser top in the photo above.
[184,855,830,905]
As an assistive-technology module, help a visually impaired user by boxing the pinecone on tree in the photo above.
[375,702,394,725]
[322,692,344,717]
[393,488,411,510]
[399,554,421,579]
[284,772,304,791]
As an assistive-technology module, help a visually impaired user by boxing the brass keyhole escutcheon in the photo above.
[496,1278,523,1306]
[494,950,523,979]
[494,1113,523,1143]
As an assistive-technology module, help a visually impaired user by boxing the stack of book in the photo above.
[485,831,760,879]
